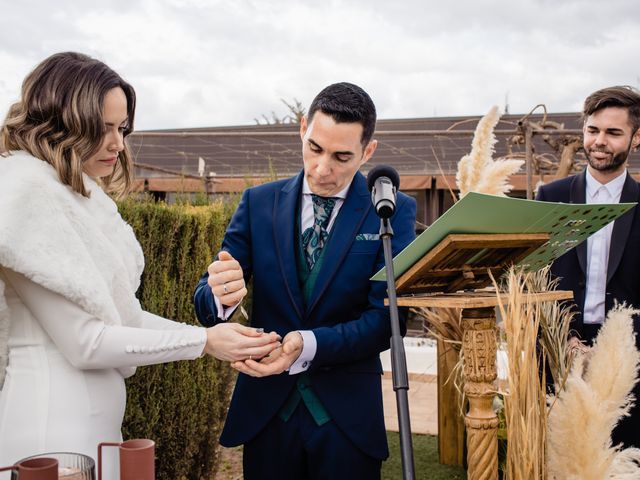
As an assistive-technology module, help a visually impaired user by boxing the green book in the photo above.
[371,192,635,282]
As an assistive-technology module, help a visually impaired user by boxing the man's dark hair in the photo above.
[583,85,640,133]
[307,82,377,146]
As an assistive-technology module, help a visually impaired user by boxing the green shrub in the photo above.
[118,198,237,480]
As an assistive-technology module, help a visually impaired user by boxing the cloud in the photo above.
[1,0,639,129]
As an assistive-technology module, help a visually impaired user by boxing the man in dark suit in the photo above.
[536,85,640,448]
[193,82,416,479]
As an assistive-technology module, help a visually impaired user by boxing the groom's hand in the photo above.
[231,331,304,377]
[207,251,247,307]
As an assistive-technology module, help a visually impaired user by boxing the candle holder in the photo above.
[10,452,95,479]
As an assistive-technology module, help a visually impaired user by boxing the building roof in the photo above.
[128,112,640,183]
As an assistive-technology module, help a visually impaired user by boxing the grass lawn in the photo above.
[383,432,467,480]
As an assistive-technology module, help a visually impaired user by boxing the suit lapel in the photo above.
[273,172,305,320]
[571,171,588,275]
[306,172,372,317]
[607,172,638,283]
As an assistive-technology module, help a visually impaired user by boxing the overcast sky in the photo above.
[1,0,639,130]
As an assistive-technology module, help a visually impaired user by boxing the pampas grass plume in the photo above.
[469,105,500,167]
[456,106,499,197]
[456,106,523,198]
[546,305,640,479]
[456,154,472,199]
[475,159,525,197]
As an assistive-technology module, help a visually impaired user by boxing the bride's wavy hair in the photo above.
[0,51,136,197]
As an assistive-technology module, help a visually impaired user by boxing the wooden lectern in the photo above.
[391,233,573,480]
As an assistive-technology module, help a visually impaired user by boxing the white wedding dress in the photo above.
[0,267,207,479]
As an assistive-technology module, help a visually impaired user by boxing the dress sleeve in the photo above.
[3,268,207,369]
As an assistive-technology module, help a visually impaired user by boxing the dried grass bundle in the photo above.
[494,267,548,480]
[456,106,524,198]
[415,307,463,349]
[546,305,640,479]
[530,266,575,391]
[414,307,466,415]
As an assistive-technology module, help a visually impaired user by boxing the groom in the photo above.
[193,82,416,479]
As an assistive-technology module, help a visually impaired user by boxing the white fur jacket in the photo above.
[0,151,145,387]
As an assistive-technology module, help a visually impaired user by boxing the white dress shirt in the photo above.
[216,177,351,374]
[583,169,627,324]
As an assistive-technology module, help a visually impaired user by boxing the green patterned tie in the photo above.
[302,194,337,269]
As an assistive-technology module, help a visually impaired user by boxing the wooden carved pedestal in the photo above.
[462,307,499,480]
[396,291,571,480]
[391,233,572,479]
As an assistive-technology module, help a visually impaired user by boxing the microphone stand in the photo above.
[380,217,415,480]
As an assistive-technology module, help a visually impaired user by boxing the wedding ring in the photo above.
[223,283,228,294]
[249,355,253,361]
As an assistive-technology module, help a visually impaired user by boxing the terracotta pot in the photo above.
[0,457,58,480]
[98,439,155,480]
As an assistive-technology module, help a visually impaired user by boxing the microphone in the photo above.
[367,165,400,219]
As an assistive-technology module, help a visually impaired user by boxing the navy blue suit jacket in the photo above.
[536,170,640,448]
[193,171,416,460]
[536,171,640,336]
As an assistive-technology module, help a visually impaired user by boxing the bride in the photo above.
[0,52,280,478]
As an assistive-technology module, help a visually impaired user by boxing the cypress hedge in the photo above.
[118,197,238,480]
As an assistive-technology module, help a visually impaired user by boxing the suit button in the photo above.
[302,361,309,368]
[578,281,585,288]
